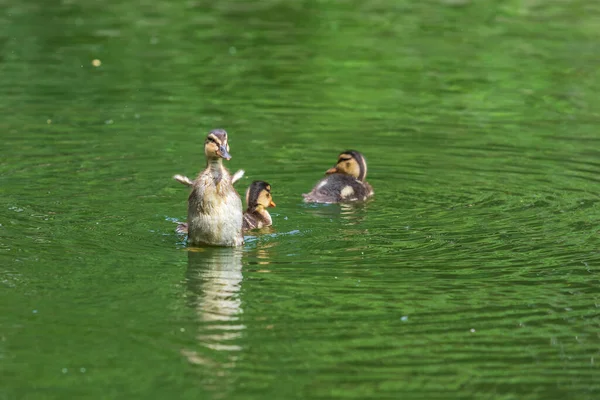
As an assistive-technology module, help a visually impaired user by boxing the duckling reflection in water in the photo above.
[175,177,276,233]
[174,129,244,247]
[303,150,374,203]
[182,247,244,370]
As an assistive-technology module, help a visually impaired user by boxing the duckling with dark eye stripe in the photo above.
[303,150,374,203]
[243,181,276,230]
[182,129,244,247]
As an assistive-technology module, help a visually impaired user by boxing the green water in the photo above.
[1,0,600,398]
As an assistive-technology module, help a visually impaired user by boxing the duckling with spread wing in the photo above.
[243,181,276,230]
[303,150,373,203]
[181,129,244,246]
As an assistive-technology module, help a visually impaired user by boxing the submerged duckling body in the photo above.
[185,129,244,247]
[303,150,373,204]
[243,181,276,230]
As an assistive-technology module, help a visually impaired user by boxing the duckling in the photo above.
[173,168,244,236]
[303,150,374,203]
[182,129,244,247]
[243,181,276,230]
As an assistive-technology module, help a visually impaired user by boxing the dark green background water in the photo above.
[1,1,599,399]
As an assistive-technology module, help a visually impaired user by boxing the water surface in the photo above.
[1,1,599,399]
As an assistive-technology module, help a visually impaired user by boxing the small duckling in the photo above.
[243,181,276,230]
[183,129,244,247]
[303,150,374,203]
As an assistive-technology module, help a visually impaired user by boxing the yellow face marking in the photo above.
[205,133,230,159]
[257,190,272,208]
[204,140,219,157]
[336,157,360,179]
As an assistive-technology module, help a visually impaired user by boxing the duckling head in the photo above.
[204,129,231,160]
[325,150,368,181]
[245,181,276,212]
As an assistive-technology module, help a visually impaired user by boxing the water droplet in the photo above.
[32,310,38,314]
[401,316,408,322]
[470,328,476,333]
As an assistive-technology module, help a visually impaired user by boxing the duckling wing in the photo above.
[173,174,193,187]
[231,169,245,185]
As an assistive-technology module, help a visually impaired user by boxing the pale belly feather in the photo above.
[187,176,243,247]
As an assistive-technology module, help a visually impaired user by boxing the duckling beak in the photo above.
[269,200,276,207]
[325,166,338,175]
[218,145,231,160]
